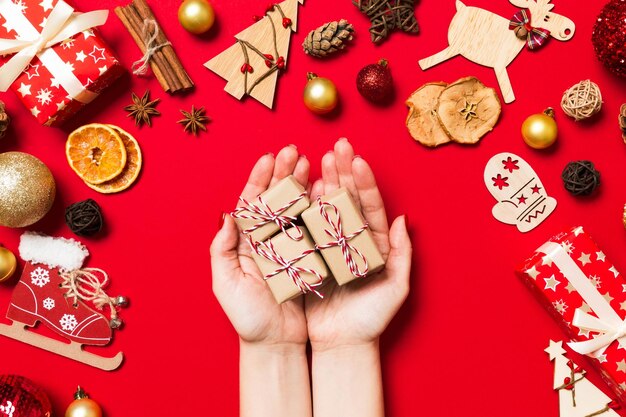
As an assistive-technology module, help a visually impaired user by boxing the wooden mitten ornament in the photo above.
[418,0,575,103]
[545,340,621,417]
[204,0,304,109]
[483,152,556,232]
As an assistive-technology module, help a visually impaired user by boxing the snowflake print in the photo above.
[42,297,55,311]
[553,299,568,315]
[36,88,53,105]
[59,314,78,331]
[560,240,574,255]
[492,174,509,190]
[12,0,27,13]
[590,275,602,288]
[502,156,519,173]
[0,400,15,417]
[30,267,50,287]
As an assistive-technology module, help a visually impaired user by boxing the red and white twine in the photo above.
[231,192,306,241]
[60,268,119,320]
[315,198,369,278]
[253,239,324,298]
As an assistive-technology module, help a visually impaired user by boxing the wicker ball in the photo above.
[561,161,601,196]
[560,80,603,121]
[65,199,103,236]
[0,101,9,139]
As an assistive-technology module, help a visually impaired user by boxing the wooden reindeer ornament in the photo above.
[419,0,575,103]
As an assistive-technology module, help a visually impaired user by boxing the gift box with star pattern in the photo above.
[0,0,123,126]
[517,226,626,404]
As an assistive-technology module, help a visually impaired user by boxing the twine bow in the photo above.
[315,198,369,279]
[0,0,108,99]
[231,192,306,241]
[131,18,170,76]
[60,268,120,323]
[253,239,324,298]
[509,9,550,50]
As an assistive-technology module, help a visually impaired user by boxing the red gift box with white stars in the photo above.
[517,226,626,404]
[0,0,123,126]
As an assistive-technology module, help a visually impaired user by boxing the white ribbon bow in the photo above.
[0,0,108,101]
[539,241,626,357]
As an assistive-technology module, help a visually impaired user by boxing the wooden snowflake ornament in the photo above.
[418,0,575,103]
[204,0,304,109]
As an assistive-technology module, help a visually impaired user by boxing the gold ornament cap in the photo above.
[0,246,17,283]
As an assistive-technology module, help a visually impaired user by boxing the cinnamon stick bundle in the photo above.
[115,0,193,94]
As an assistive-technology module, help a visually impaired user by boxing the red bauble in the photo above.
[592,0,626,78]
[0,375,51,417]
[356,59,394,104]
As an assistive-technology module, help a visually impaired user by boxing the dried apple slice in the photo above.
[406,82,451,147]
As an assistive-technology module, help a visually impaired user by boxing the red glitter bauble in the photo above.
[0,375,52,417]
[592,0,626,78]
[356,59,394,104]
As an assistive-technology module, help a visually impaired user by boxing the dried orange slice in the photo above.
[85,126,143,194]
[66,124,127,184]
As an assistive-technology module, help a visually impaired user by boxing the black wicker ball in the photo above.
[561,161,601,196]
[65,199,103,236]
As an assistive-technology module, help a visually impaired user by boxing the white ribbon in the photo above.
[539,241,626,357]
[0,0,108,102]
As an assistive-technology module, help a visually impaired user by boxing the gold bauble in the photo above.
[178,0,215,34]
[303,73,338,115]
[0,152,56,228]
[66,387,102,417]
[522,108,558,149]
[0,246,16,283]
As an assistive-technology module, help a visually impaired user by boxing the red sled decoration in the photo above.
[517,226,626,404]
[0,232,126,371]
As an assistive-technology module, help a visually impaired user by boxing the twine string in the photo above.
[131,19,171,76]
[60,268,118,320]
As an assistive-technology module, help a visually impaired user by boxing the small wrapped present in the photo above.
[0,0,124,126]
[517,226,626,403]
[251,227,328,304]
[301,188,385,285]
[231,175,310,243]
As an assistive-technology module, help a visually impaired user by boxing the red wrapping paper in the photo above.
[517,226,626,403]
[0,0,123,126]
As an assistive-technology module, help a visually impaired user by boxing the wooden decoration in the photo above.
[545,340,621,417]
[483,152,556,232]
[418,0,576,103]
[204,0,304,109]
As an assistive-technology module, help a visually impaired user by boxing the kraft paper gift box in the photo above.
[301,188,385,286]
[232,175,310,243]
[0,0,124,126]
[251,227,329,304]
[517,226,626,403]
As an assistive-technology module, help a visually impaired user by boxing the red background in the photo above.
[1,0,625,415]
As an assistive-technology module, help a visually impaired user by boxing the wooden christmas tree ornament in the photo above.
[418,0,575,103]
[204,0,304,109]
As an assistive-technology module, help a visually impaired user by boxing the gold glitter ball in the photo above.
[0,152,56,228]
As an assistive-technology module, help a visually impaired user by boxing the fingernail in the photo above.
[337,137,348,142]
[265,152,274,157]
[218,212,226,229]
[299,154,307,160]
[353,155,362,161]
[289,144,298,150]
[325,150,334,155]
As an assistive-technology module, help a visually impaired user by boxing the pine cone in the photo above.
[303,20,354,58]
[620,103,626,144]
[0,101,9,139]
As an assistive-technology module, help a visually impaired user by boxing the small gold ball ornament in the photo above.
[303,73,338,115]
[522,108,558,149]
[0,246,17,283]
[0,152,56,228]
[66,387,102,417]
[178,0,215,35]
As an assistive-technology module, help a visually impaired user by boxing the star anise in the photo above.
[178,106,210,136]
[124,90,160,127]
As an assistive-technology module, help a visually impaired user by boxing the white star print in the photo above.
[82,30,94,39]
[1,18,18,34]
[620,301,626,312]
[589,275,601,288]
[609,266,620,278]
[617,359,626,373]
[596,251,606,262]
[17,82,31,97]
[36,88,52,105]
[50,77,61,88]
[553,299,568,315]
[603,292,614,304]
[56,101,66,111]
[76,50,87,62]
[61,38,74,49]
[578,327,591,338]
[23,64,39,79]
[596,353,608,363]
[579,302,592,314]
[13,0,27,13]
[621,382,626,391]
[65,61,75,72]
[30,106,40,117]
[89,46,106,63]
[622,284,626,293]
[541,254,553,267]
[39,17,47,29]
[526,266,540,280]
[83,78,93,87]
[544,275,560,291]
[39,0,53,11]
[565,282,576,294]
[578,252,591,266]
[98,65,107,75]
[573,226,584,236]
[560,241,574,254]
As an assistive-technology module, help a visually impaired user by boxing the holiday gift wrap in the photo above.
[232,175,310,243]
[0,0,124,126]
[302,188,385,285]
[251,227,328,304]
[517,226,626,403]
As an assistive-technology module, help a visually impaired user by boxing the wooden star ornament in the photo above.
[353,0,419,43]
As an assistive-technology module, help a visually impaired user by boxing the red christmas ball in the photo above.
[0,375,51,417]
[592,0,626,78]
[356,59,394,104]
